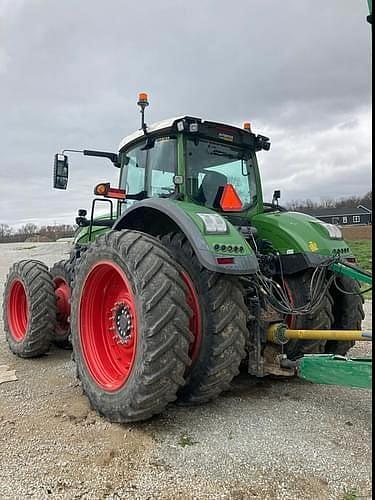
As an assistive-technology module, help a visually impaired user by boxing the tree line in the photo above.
[286,191,372,211]
[0,224,75,244]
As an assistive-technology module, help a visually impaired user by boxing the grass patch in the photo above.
[343,490,360,500]
[347,239,372,273]
[347,239,372,299]
[178,434,197,448]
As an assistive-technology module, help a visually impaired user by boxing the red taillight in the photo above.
[216,257,234,265]
[107,188,126,200]
[219,184,243,212]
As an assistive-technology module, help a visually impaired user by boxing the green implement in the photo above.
[299,355,372,390]
[330,261,373,287]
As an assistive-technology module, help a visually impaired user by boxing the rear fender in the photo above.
[252,211,355,273]
[113,199,259,275]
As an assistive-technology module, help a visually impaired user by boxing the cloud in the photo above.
[0,0,372,226]
[260,109,372,200]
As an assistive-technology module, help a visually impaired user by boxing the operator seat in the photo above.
[195,171,228,207]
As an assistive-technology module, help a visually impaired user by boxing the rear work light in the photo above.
[196,213,228,234]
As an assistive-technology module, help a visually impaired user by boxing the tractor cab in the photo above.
[117,110,270,218]
[53,94,271,237]
[119,124,262,213]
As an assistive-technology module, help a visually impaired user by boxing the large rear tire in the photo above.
[326,276,365,356]
[283,271,334,360]
[161,233,247,405]
[3,260,56,358]
[50,260,72,349]
[71,230,192,423]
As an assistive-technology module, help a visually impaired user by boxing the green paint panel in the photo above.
[251,211,354,257]
[299,355,372,390]
[172,200,254,256]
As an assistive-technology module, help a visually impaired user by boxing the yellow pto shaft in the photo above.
[267,323,372,345]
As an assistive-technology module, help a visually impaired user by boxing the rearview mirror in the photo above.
[53,154,69,190]
[272,189,281,207]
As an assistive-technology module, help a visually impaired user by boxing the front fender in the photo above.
[114,199,259,275]
[252,211,354,258]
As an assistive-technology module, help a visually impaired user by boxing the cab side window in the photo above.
[147,138,176,197]
[121,143,147,201]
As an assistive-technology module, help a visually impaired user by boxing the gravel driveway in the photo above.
[0,242,372,499]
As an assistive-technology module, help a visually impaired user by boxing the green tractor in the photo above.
[3,94,371,422]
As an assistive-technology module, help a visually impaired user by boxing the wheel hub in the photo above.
[112,303,133,344]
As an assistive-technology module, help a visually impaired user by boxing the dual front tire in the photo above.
[3,259,73,358]
[3,260,56,358]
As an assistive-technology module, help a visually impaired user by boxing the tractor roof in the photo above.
[118,116,252,152]
[118,116,185,151]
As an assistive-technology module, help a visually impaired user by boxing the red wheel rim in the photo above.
[79,261,138,392]
[7,280,29,341]
[54,277,71,336]
[181,271,202,364]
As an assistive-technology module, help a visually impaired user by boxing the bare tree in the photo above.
[0,224,12,242]
[18,223,38,236]
[287,191,372,212]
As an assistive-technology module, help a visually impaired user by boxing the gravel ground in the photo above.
[0,242,372,500]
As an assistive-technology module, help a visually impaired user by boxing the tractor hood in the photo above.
[251,211,354,259]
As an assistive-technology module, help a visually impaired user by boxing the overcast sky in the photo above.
[0,0,372,227]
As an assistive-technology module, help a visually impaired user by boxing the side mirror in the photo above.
[53,154,69,190]
[272,190,281,207]
[76,209,89,227]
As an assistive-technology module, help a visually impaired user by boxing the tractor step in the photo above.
[298,354,372,390]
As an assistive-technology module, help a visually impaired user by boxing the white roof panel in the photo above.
[118,116,185,151]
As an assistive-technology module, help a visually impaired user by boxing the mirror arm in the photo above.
[83,150,120,168]
[60,149,120,168]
